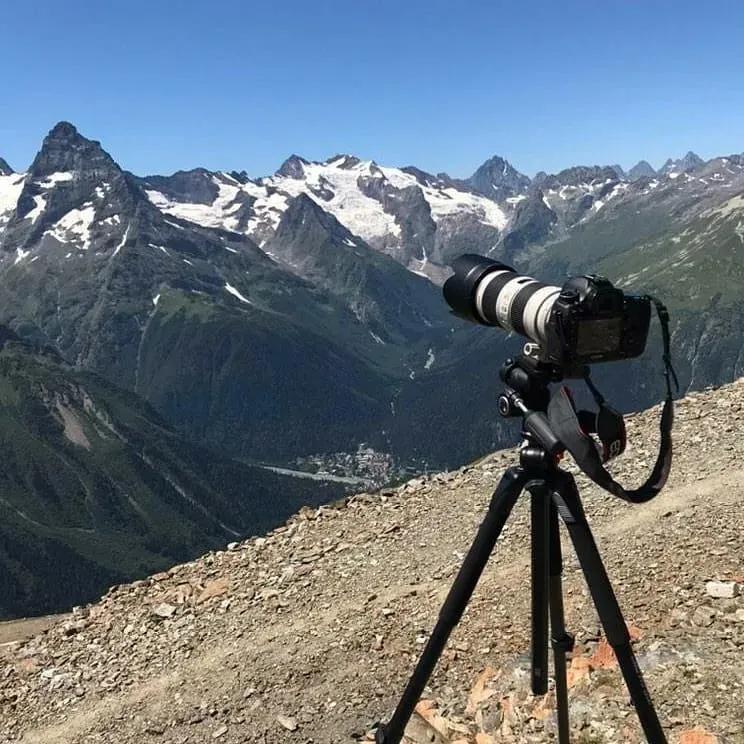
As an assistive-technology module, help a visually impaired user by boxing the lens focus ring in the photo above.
[475,270,515,325]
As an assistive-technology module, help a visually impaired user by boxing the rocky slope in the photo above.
[2,379,742,743]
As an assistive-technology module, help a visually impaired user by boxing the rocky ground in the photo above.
[1,380,743,744]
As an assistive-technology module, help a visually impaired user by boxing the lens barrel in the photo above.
[442,254,561,346]
[442,255,515,323]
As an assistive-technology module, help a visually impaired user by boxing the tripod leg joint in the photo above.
[374,723,389,743]
[551,631,575,654]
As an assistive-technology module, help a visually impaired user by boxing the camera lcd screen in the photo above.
[576,317,623,355]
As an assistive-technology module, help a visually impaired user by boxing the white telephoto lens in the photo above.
[474,270,512,324]
[495,276,539,331]
[524,286,561,343]
[534,288,562,342]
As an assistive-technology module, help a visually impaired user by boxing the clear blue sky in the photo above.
[1,0,743,178]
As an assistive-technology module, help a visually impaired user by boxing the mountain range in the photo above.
[1,122,743,615]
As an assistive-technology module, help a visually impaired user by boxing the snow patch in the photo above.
[112,224,130,256]
[153,294,160,306]
[0,173,26,222]
[26,194,47,223]
[47,203,97,249]
[424,347,435,370]
[147,179,244,231]
[14,247,31,264]
[224,283,252,304]
[379,165,507,229]
[38,171,74,188]
[271,160,402,241]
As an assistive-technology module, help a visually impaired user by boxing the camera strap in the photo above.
[547,297,679,503]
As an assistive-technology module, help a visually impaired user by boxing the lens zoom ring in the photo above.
[510,282,547,336]
[480,272,516,326]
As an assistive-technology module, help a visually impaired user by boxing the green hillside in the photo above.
[0,332,343,618]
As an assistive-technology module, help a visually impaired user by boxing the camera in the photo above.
[443,254,651,368]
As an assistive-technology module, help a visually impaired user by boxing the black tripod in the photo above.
[375,356,666,744]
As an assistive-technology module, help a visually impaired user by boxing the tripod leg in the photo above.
[547,499,573,744]
[528,482,550,695]
[376,467,529,744]
[551,471,667,744]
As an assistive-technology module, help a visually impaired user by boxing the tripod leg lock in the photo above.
[551,631,575,654]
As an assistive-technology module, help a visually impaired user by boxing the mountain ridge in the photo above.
[2,122,744,467]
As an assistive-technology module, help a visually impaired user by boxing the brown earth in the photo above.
[0,617,66,648]
[1,381,743,744]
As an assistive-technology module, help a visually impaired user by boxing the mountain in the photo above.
[0,157,13,176]
[137,153,515,283]
[610,163,626,179]
[627,159,656,180]
[465,154,531,200]
[2,379,742,742]
[658,150,705,177]
[0,124,418,467]
[0,331,344,618]
[2,123,744,467]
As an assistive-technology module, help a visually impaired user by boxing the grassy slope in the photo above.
[0,339,344,618]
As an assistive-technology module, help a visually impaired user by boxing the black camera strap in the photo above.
[547,297,679,503]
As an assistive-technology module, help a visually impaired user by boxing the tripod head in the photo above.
[499,352,563,412]
[497,346,676,505]
[497,353,565,468]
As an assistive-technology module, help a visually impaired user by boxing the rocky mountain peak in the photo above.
[29,121,119,179]
[399,165,440,187]
[467,154,531,200]
[272,192,341,245]
[325,154,363,170]
[0,157,14,176]
[47,120,80,139]
[627,160,657,180]
[534,165,619,190]
[227,169,250,184]
[2,122,148,254]
[276,154,309,179]
[659,151,705,176]
[139,168,220,205]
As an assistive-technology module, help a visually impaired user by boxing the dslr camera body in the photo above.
[443,254,651,370]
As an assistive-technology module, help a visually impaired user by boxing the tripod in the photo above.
[375,356,666,744]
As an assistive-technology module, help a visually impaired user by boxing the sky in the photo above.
[1,0,743,179]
